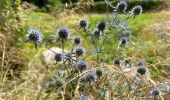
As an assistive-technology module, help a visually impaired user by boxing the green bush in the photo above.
[90,0,165,13]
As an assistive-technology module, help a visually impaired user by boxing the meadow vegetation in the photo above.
[0,0,170,100]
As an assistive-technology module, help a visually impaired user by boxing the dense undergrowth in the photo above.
[0,0,170,100]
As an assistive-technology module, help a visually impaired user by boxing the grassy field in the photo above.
[1,7,170,99]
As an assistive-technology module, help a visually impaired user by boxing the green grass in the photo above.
[20,11,170,77]
[21,11,167,63]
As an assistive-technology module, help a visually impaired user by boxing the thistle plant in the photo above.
[24,1,170,99]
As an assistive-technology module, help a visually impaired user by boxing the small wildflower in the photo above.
[26,29,43,49]
[130,5,143,18]
[97,21,106,32]
[74,46,85,57]
[57,26,71,40]
[76,60,88,72]
[78,19,88,29]
[74,37,81,45]
[54,53,62,62]
[116,1,127,12]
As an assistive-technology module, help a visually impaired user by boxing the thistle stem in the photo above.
[61,39,65,54]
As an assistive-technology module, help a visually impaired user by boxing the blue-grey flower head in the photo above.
[76,60,88,72]
[79,95,89,100]
[130,5,143,18]
[79,71,97,85]
[84,71,97,83]
[97,21,106,32]
[78,19,88,29]
[57,26,70,40]
[74,46,85,57]
[74,36,81,45]
[26,29,43,42]
[137,62,149,75]
[137,66,147,75]
[54,53,62,62]
[116,1,127,12]
[150,88,161,100]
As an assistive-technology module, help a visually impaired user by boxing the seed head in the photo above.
[74,46,85,57]
[97,21,106,32]
[130,5,143,18]
[26,29,43,42]
[76,60,88,72]
[74,37,81,45]
[57,26,70,40]
[116,1,127,12]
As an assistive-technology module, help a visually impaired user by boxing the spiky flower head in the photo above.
[74,46,85,57]
[26,29,43,49]
[54,53,62,62]
[150,88,161,100]
[78,19,88,29]
[74,36,81,45]
[130,5,143,18]
[97,21,106,32]
[57,26,71,40]
[114,58,120,66]
[76,60,88,72]
[26,29,43,42]
[151,89,160,96]
[116,1,127,12]
[137,66,147,75]
[79,71,97,85]
[85,71,97,83]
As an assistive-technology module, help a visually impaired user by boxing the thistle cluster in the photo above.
[23,1,169,100]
